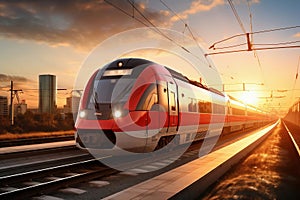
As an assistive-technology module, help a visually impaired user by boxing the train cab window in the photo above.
[87,78,135,111]
[170,92,176,111]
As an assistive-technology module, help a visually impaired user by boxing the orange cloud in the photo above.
[171,0,225,22]
[294,32,300,37]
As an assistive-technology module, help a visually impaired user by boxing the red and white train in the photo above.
[75,58,273,152]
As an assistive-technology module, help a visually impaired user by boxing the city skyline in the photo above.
[0,0,300,115]
[0,73,74,109]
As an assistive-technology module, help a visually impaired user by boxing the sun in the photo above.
[239,91,258,106]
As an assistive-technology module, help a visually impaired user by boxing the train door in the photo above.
[167,81,179,133]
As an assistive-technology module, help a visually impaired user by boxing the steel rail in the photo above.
[282,120,300,157]
[0,155,114,199]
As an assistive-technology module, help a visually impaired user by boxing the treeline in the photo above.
[0,111,75,134]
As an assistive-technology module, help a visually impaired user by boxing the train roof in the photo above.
[165,67,224,97]
[107,58,154,70]
[107,58,225,97]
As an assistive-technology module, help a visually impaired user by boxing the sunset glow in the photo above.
[239,91,259,106]
[0,0,299,117]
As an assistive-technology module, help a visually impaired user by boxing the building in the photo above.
[0,96,8,116]
[14,100,27,115]
[39,74,57,114]
[63,96,80,114]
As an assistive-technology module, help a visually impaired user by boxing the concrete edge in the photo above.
[170,120,279,200]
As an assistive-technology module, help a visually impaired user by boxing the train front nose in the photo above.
[75,109,150,152]
[76,129,116,149]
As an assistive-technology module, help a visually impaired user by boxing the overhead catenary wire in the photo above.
[159,0,186,25]
[254,40,300,46]
[227,0,247,34]
[159,0,251,82]
[253,25,300,35]
[105,0,187,52]
[127,0,210,65]
[160,0,206,58]
[104,0,152,29]
[211,43,247,50]
[208,25,300,51]
[246,0,265,89]
[126,0,178,45]
[104,0,212,69]
[247,0,253,45]
[206,45,300,56]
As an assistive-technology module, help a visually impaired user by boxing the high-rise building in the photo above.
[63,96,80,114]
[0,96,8,116]
[39,74,57,114]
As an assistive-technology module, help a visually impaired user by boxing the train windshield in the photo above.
[88,78,136,108]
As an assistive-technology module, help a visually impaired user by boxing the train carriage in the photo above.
[75,58,272,153]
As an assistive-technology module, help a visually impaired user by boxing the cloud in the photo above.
[0,0,169,51]
[0,74,35,100]
[294,32,300,38]
[0,74,39,107]
[169,0,261,22]
[171,0,225,22]
[0,73,33,83]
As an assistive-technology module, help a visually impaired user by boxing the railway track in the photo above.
[0,146,92,176]
[0,138,204,199]
[0,157,116,200]
[282,120,300,157]
[0,125,276,199]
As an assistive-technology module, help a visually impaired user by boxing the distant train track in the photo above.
[282,120,300,157]
[0,135,74,148]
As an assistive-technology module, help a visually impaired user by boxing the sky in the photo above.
[0,0,299,116]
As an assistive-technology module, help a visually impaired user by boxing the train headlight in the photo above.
[113,110,122,118]
[79,110,87,119]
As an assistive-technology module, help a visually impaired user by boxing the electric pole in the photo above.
[10,80,13,126]
[9,80,23,126]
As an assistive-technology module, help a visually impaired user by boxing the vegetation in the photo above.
[0,111,75,134]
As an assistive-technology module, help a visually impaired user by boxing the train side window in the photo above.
[170,91,176,111]
[198,100,211,113]
[232,107,245,115]
[198,101,203,113]
[213,103,225,114]
[188,98,197,112]
[188,100,193,112]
